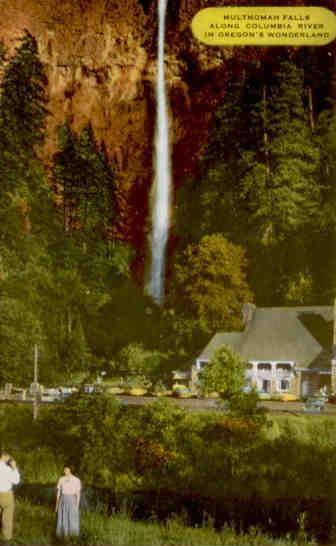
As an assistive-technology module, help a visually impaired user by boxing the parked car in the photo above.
[58,386,77,399]
[82,384,103,394]
[41,388,62,403]
[257,392,271,400]
[172,384,195,398]
[303,396,325,413]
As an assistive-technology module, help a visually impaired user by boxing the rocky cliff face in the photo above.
[0,0,332,272]
[0,0,239,248]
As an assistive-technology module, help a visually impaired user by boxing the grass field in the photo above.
[13,499,316,546]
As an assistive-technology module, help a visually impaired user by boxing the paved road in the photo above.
[259,400,336,415]
[116,395,220,410]
[116,395,336,415]
[3,395,336,415]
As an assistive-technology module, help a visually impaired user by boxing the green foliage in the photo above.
[15,499,311,546]
[173,234,253,333]
[53,122,115,234]
[284,273,314,305]
[0,297,42,384]
[312,103,336,300]
[0,31,53,385]
[176,70,264,245]
[39,393,126,487]
[0,29,334,398]
[200,345,246,399]
[240,61,320,243]
[44,122,132,379]
[35,395,268,497]
[2,405,336,542]
[90,279,170,358]
[0,30,47,149]
[0,30,49,224]
[175,58,327,306]
[0,29,136,384]
[15,500,55,545]
[111,342,169,385]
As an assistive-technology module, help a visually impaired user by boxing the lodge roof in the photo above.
[197,306,333,369]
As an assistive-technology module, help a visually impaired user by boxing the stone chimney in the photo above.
[242,303,256,330]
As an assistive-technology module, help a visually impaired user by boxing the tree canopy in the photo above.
[173,234,253,333]
[200,345,246,399]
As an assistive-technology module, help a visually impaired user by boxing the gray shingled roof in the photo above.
[197,306,333,369]
[197,332,244,361]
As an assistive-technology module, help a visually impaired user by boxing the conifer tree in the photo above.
[0,30,49,243]
[241,60,320,244]
[311,102,336,300]
[176,69,264,244]
[54,123,115,235]
[0,30,47,150]
[0,31,50,383]
[77,125,114,234]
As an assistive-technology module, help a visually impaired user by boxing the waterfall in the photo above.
[148,0,171,305]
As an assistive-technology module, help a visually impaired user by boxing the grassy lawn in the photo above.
[13,499,315,546]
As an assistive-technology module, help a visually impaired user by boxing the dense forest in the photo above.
[0,29,336,386]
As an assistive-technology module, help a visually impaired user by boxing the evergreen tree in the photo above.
[0,30,49,246]
[240,60,320,244]
[53,123,82,232]
[175,59,323,306]
[53,122,115,236]
[0,30,47,149]
[0,31,52,383]
[176,70,264,244]
[311,102,336,301]
[0,296,42,385]
[50,123,135,379]
[77,126,114,234]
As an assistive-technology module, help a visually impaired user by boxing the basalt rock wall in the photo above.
[0,0,334,267]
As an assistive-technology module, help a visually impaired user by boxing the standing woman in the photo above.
[55,466,81,538]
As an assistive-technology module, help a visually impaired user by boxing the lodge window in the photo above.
[276,363,292,372]
[257,363,272,371]
[261,379,271,393]
[279,379,290,392]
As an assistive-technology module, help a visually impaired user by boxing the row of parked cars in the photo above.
[39,386,78,401]
[2,382,333,411]
[0,385,79,402]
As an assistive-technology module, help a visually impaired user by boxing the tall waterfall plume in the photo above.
[148,0,171,305]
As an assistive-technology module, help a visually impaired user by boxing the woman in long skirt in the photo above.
[55,465,81,538]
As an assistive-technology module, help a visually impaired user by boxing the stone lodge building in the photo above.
[193,304,336,397]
